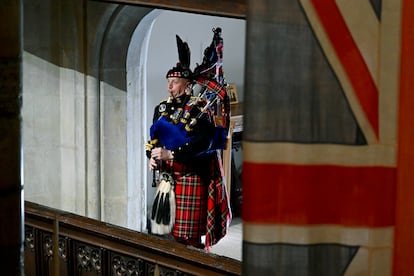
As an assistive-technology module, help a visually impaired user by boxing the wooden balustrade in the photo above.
[24,201,241,275]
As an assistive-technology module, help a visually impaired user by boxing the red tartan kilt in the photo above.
[165,160,208,240]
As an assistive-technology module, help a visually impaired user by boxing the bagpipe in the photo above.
[147,28,231,235]
[147,27,231,156]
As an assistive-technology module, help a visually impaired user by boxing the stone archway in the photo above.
[94,4,155,231]
[126,9,162,232]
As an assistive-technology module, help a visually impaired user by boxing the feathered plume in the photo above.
[193,27,223,82]
[176,35,191,69]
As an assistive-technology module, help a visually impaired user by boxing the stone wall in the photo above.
[22,0,152,228]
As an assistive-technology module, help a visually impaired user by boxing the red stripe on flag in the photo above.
[242,162,395,227]
[394,0,414,274]
[311,0,379,138]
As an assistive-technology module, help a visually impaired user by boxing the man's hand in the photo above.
[149,147,174,170]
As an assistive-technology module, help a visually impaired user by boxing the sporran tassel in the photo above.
[150,172,175,235]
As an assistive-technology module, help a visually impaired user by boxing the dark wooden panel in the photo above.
[94,0,247,19]
[24,201,241,276]
[24,226,37,276]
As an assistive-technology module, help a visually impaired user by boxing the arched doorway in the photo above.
[126,9,245,260]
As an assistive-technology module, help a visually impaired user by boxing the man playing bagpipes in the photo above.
[146,28,232,250]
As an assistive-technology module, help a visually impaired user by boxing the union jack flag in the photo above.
[242,0,406,274]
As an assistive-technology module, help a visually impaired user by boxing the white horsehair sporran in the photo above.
[150,172,175,235]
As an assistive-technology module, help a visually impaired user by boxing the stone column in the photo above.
[0,0,23,275]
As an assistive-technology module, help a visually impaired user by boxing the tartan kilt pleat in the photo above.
[165,161,208,240]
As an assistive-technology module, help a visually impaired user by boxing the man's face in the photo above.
[167,77,188,98]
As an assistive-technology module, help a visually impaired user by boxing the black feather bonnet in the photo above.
[165,35,192,79]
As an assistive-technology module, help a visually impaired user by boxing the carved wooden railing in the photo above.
[24,201,241,275]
